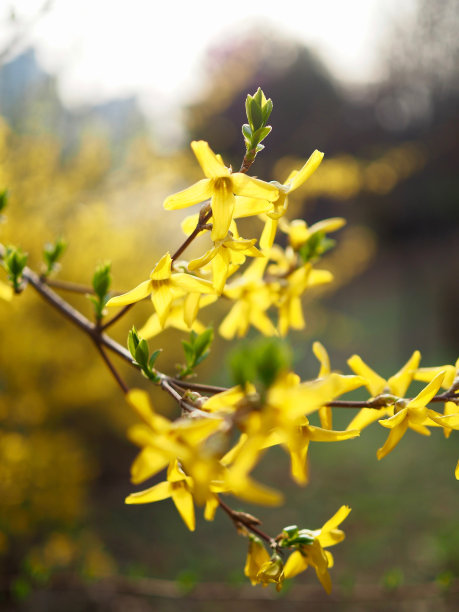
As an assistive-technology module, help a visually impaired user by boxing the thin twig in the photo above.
[171,205,212,261]
[42,277,96,294]
[101,303,135,331]
[218,497,278,549]
[94,342,129,394]
[170,379,227,395]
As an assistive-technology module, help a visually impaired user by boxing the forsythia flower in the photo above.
[377,371,446,459]
[284,505,351,594]
[126,460,196,531]
[219,258,277,339]
[249,150,324,250]
[346,351,421,432]
[255,553,285,591]
[163,141,279,241]
[106,252,215,327]
[188,232,263,294]
[244,537,270,585]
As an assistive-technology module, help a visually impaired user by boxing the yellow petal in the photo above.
[288,150,324,192]
[388,351,421,397]
[150,252,172,280]
[212,248,231,294]
[233,196,272,218]
[151,283,173,327]
[127,389,155,424]
[131,448,169,484]
[164,178,212,210]
[191,140,229,178]
[284,550,308,579]
[171,485,195,531]
[455,460,459,480]
[171,272,215,295]
[377,420,409,459]
[379,409,407,429]
[219,302,245,340]
[307,426,359,442]
[408,371,446,408]
[347,355,386,396]
[183,293,201,327]
[204,495,219,521]
[347,407,390,432]
[125,480,172,504]
[308,217,346,235]
[188,246,219,271]
[259,217,278,250]
[313,341,330,377]
[106,279,151,307]
[320,505,351,536]
[211,180,235,241]
[231,173,279,201]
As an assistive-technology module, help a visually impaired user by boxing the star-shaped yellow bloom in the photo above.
[106,252,215,327]
[126,460,196,531]
[377,371,446,459]
[219,258,277,339]
[188,232,264,294]
[164,141,279,241]
[284,505,351,594]
[346,351,421,431]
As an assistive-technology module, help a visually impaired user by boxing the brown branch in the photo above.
[42,276,96,294]
[100,303,135,331]
[170,379,227,395]
[94,342,129,394]
[171,204,212,261]
[218,497,278,550]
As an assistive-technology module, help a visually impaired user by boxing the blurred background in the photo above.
[0,1,458,610]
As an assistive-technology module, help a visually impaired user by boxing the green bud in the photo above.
[43,237,67,275]
[128,326,140,358]
[92,262,111,300]
[4,246,28,291]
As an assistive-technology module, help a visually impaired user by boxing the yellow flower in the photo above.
[284,506,351,594]
[244,537,270,586]
[274,263,333,337]
[278,216,346,251]
[138,295,217,339]
[346,351,421,431]
[106,252,215,327]
[188,232,264,294]
[377,371,446,459]
[256,553,285,591]
[245,150,324,250]
[164,141,278,241]
[219,258,277,339]
[414,358,458,438]
[125,460,196,531]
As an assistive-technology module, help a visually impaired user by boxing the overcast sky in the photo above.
[0,0,417,141]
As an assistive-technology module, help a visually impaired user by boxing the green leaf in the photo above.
[249,97,263,130]
[149,349,162,369]
[242,124,252,141]
[135,339,149,368]
[253,125,271,143]
[128,326,140,358]
[261,98,273,123]
[182,341,195,367]
[298,232,336,263]
[192,327,213,360]
[92,262,111,300]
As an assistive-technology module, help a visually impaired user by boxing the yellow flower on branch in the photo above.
[188,232,264,294]
[284,505,351,594]
[106,252,215,327]
[164,141,279,241]
[244,537,270,586]
[235,150,324,250]
[377,371,446,459]
[126,460,196,531]
[346,351,421,432]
